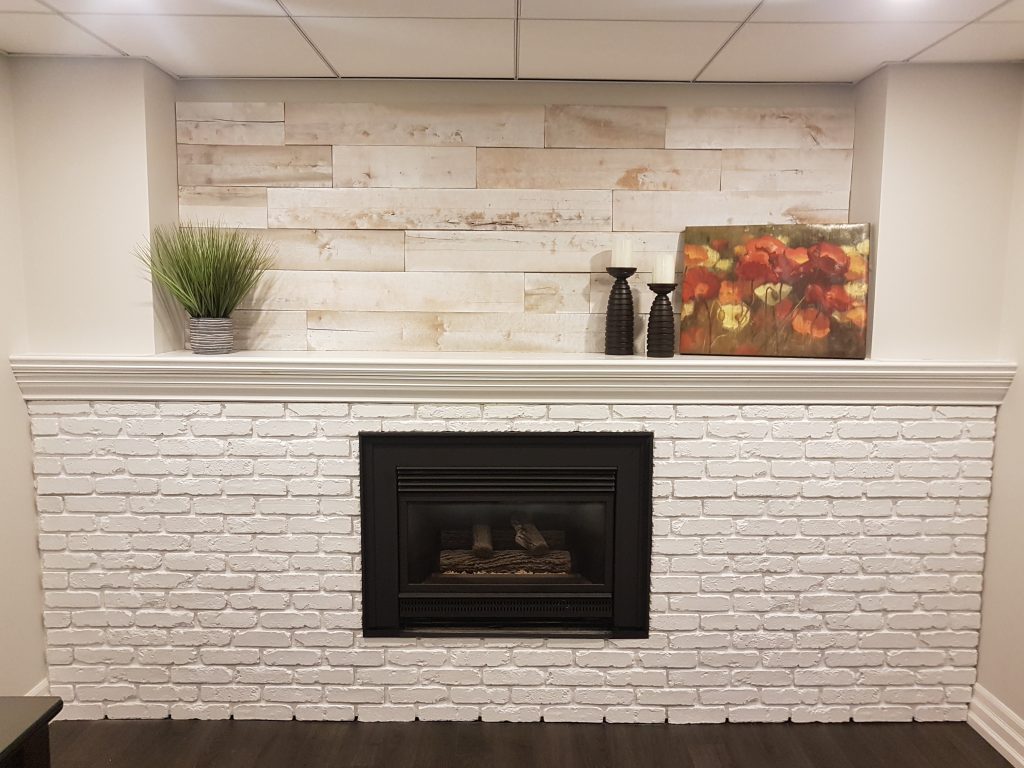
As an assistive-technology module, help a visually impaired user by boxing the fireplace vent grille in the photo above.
[396,467,617,494]
[399,595,613,620]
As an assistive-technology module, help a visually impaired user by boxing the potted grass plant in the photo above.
[138,224,274,355]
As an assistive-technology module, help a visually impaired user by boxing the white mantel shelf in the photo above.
[9,352,1016,405]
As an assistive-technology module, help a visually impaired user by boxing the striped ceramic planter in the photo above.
[189,317,233,355]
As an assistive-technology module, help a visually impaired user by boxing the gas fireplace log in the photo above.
[472,524,493,558]
[440,549,571,574]
[511,517,549,553]
[441,529,566,550]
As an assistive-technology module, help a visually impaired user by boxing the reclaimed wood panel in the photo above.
[666,107,855,149]
[285,102,545,147]
[232,310,308,351]
[267,188,612,230]
[244,270,524,312]
[525,273,591,313]
[545,105,666,148]
[307,310,601,353]
[176,121,284,146]
[612,190,850,231]
[176,102,284,122]
[721,148,853,192]
[404,230,681,273]
[476,148,720,191]
[178,145,332,187]
[333,145,476,188]
[262,229,405,271]
[178,186,267,228]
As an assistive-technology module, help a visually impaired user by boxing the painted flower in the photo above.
[736,249,775,283]
[806,283,852,312]
[856,238,870,256]
[845,252,868,282]
[834,303,867,329]
[753,282,792,306]
[683,244,720,269]
[809,242,850,278]
[679,324,708,352]
[718,280,750,306]
[845,280,868,301]
[717,303,751,331]
[711,238,730,254]
[777,247,811,282]
[746,235,787,257]
[682,267,721,302]
[792,307,831,338]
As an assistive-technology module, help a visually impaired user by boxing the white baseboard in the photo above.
[24,678,50,697]
[970,684,1024,768]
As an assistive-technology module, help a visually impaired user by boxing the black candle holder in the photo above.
[604,267,637,356]
[646,282,678,358]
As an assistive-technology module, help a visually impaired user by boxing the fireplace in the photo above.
[360,432,653,638]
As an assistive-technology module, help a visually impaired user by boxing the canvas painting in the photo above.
[679,224,870,359]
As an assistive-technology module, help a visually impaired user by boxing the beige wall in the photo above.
[978,74,1024,720]
[0,54,46,695]
[11,57,177,355]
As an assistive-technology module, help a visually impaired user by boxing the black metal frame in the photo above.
[360,432,654,638]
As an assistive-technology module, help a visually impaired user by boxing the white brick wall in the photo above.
[31,401,994,722]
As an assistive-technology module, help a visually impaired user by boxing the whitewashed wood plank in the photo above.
[332,145,476,188]
[176,102,284,122]
[477,147,719,191]
[665,107,855,149]
[261,229,405,271]
[176,120,285,146]
[404,230,681,273]
[179,186,268,228]
[267,188,612,230]
[307,310,601,353]
[232,310,307,351]
[285,102,545,147]
[525,273,591,313]
[243,270,524,312]
[545,105,666,148]
[612,190,850,231]
[178,145,332,187]
[721,148,853,192]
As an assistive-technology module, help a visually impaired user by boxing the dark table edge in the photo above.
[0,697,63,763]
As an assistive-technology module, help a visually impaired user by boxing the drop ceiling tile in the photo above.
[299,17,514,78]
[699,22,959,82]
[519,0,758,21]
[751,0,1004,23]
[0,12,116,54]
[72,15,331,77]
[985,0,1024,21]
[914,21,1024,61]
[281,0,515,17]
[48,0,283,13]
[0,0,49,11]
[518,20,737,80]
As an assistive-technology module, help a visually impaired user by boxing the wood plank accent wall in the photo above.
[175,101,854,353]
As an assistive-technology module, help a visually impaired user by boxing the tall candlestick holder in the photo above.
[604,267,637,356]
[646,282,678,358]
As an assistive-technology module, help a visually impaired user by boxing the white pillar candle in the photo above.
[611,236,633,268]
[652,252,676,284]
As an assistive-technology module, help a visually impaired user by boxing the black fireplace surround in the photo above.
[360,432,653,638]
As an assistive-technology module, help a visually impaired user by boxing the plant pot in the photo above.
[189,317,233,355]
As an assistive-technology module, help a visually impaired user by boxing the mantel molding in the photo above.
[9,352,1016,405]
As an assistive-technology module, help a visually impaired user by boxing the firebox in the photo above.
[360,432,653,638]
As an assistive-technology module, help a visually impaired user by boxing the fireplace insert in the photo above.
[360,432,653,637]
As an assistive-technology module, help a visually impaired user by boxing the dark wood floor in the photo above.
[50,720,1010,768]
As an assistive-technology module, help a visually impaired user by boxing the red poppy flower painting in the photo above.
[679,224,870,359]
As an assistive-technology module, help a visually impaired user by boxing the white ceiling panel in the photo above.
[752,0,1004,23]
[914,21,1024,61]
[0,0,48,10]
[519,20,737,80]
[0,12,117,54]
[700,22,959,81]
[980,0,1024,21]
[299,17,514,78]
[281,0,515,17]
[520,0,758,21]
[49,0,283,13]
[72,15,331,77]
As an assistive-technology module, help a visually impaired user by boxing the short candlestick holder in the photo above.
[646,282,678,358]
[604,267,637,356]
